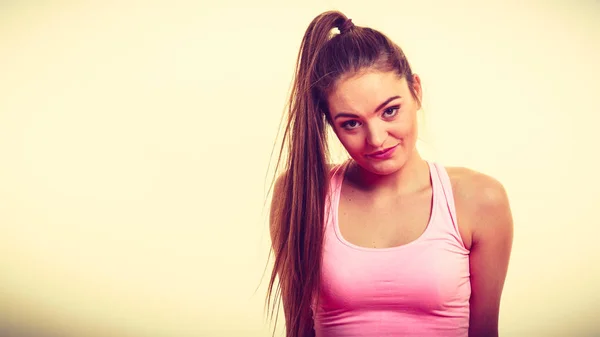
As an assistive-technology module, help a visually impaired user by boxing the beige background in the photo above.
[1,1,599,336]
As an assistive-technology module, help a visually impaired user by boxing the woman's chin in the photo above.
[357,156,405,176]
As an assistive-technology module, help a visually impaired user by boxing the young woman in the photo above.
[267,10,513,337]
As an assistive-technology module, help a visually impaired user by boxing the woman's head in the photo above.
[311,13,423,175]
[267,11,420,337]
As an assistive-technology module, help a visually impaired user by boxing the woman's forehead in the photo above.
[328,71,407,113]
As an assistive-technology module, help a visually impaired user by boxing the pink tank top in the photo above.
[312,161,471,336]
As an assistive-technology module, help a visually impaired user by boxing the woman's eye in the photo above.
[341,120,360,130]
[383,106,400,118]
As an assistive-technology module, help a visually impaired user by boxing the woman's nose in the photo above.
[366,124,387,148]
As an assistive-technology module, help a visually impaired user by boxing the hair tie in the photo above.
[339,18,355,34]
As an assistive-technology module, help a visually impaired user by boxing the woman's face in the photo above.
[327,70,422,176]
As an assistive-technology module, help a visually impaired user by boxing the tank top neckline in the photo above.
[330,160,440,252]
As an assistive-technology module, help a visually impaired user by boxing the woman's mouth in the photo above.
[366,144,399,160]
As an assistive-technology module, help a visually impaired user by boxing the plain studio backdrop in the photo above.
[0,0,599,336]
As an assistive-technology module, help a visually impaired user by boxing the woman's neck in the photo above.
[346,153,430,196]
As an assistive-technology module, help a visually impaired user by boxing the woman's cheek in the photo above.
[338,132,365,153]
[389,121,412,139]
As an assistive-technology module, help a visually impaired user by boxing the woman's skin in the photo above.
[325,69,514,336]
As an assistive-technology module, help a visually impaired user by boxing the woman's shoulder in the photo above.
[444,166,512,245]
[273,162,340,186]
[269,162,342,239]
[270,162,341,207]
[444,166,508,207]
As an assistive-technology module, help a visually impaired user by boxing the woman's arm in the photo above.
[269,173,286,246]
[463,173,514,337]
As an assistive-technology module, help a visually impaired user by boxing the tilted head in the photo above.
[311,13,423,175]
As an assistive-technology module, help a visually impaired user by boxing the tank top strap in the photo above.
[429,162,462,241]
[330,160,352,191]
[325,161,350,228]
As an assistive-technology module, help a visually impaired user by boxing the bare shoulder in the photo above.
[445,166,508,206]
[271,163,336,198]
[269,163,337,241]
[445,166,512,246]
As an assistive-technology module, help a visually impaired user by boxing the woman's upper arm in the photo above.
[269,173,287,247]
[463,173,514,337]
[270,163,335,244]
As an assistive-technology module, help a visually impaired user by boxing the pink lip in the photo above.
[366,144,399,159]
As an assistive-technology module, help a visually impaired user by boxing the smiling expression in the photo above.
[327,70,422,175]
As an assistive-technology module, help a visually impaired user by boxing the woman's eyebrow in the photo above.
[333,95,401,120]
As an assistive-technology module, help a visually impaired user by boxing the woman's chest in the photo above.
[318,243,471,313]
[337,188,433,249]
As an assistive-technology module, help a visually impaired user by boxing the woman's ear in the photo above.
[411,74,423,108]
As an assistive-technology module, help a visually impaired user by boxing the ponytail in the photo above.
[266,11,348,337]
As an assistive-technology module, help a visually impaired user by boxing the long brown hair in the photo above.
[266,10,419,337]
